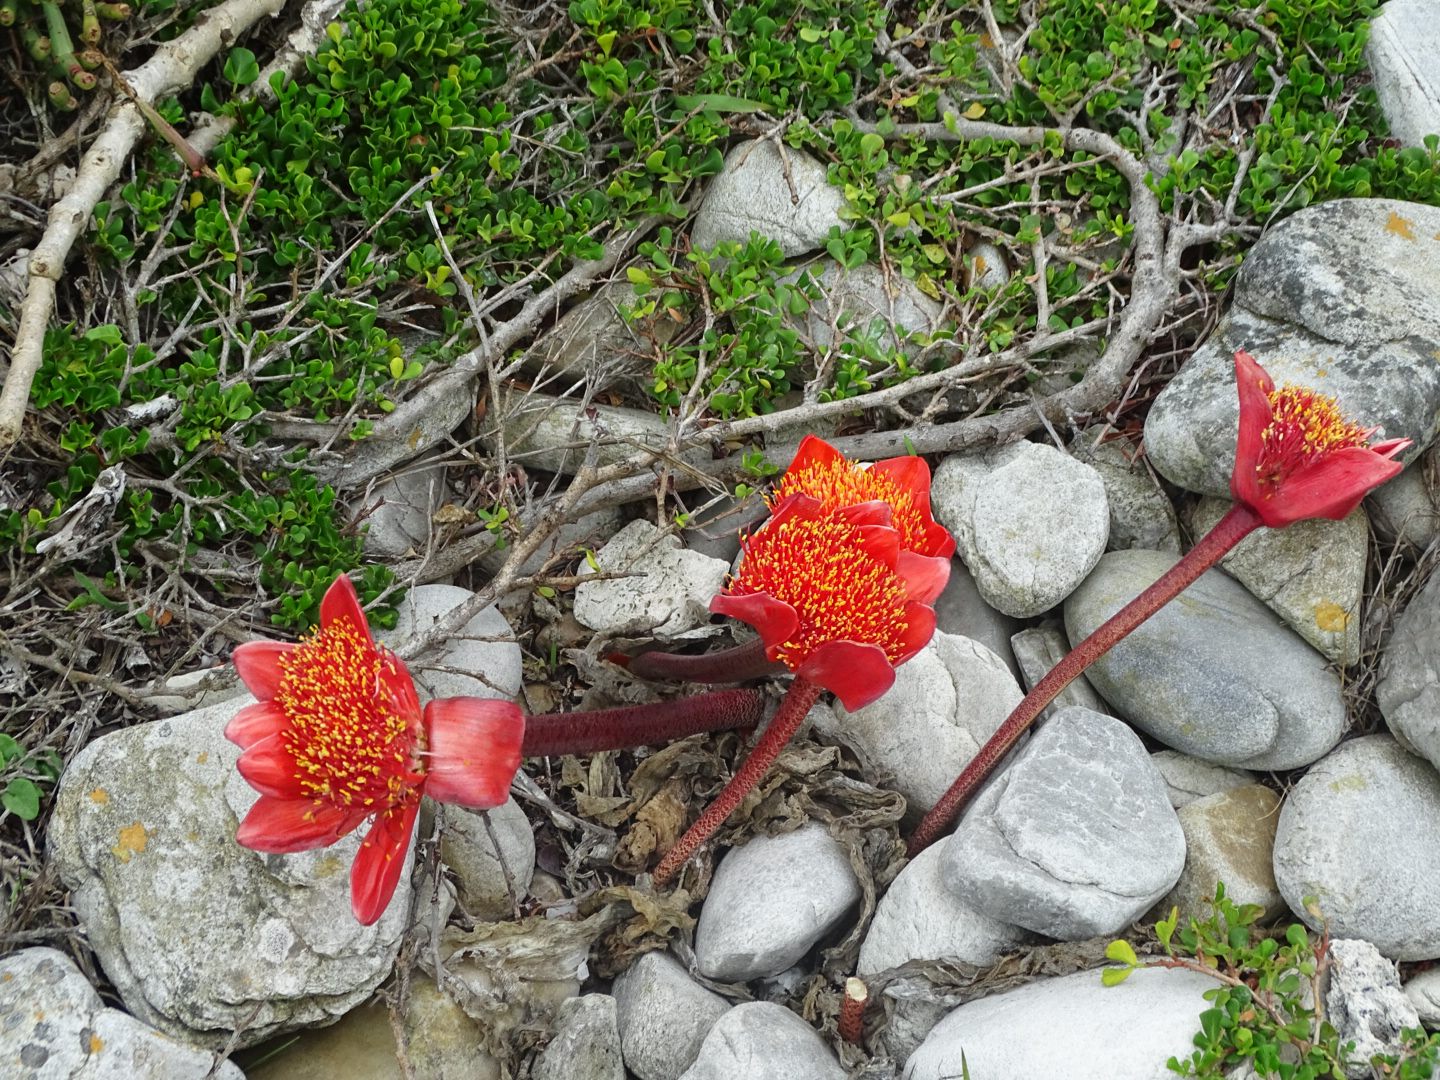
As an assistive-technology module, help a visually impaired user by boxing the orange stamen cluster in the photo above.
[731,515,910,667]
[1257,385,1372,488]
[275,621,419,810]
[775,457,930,554]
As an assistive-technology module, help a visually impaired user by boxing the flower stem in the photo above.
[617,637,786,684]
[653,676,826,886]
[907,502,1263,856]
[521,688,764,757]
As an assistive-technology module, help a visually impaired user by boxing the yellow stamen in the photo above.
[775,456,929,553]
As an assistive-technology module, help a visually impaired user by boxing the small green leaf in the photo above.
[1101,966,1134,987]
[1105,939,1138,966]
[0,734,20,765]
[2,779,41,821]
[859,132,886,159]
[675,93,767,114]
[223,47,261,87]
[798,26,823,43]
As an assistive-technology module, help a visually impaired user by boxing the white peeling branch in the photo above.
[0,0,288,449]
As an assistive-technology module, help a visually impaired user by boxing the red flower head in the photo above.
[1230,349,1411,529]
[772,435,955,603]
[227,574,524,926]
[710,495,937,711]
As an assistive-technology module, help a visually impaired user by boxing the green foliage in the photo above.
[0,735,61,823]
[1104,885,1440,1078]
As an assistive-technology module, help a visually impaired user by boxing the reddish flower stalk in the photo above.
[907,349,1411,856]
[520,688,765,757]
[838,977,869,1045]
[617,637,786,684]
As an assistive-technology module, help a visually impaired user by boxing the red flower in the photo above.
[227,574,524,926]
[711,495,937,710]
[773,435,955,602]
[1231,349,1411,528]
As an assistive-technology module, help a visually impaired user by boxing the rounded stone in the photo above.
[613,951,730,1080]
[678,1003,844,1080]
[1158,785,1283,920]
[380,584,521,702]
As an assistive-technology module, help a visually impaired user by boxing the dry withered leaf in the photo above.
[613,776,689,873]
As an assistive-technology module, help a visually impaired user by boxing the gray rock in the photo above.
[1010,624,1109,720]
[857,842,1028,975]
[933,442,1110,618]
[1369,448,1440,549]
[490,395,710,476]
[613,951,730,1080]
[1190,497,1366,665]
[785,259,944,357]
[574,519,730,641]
[1273,735,1440,960]
[402,977,503,1080]
[1071,438,1181,554]
[1158,786,1283,921]
[1378,567,1440,773]
[519,280,678,384]
[902,966,1218,1080]
[380,584,521,702]
[47,702,407,1046]
[691,141,846,257]
[679,492,769,565]
[1367,0,1440,148]
[0,948,244,1079]
[694,823,862,982]
[942,706,1185,940]
[1145,200,1440,496]
[1326,939,1420,1078]
[324,364,475,490]
[1403,967,1440,1026]
[1151,750,1255,809]
[535,995,625,1080]
[966,241,1011,291]
[436,798,536,920]
[146,665,248,717]
[678,1002,844,1080]
[817,631,1024,814]
[359,462,445,559]
[932,558,1022,677]
[1065,549,1346,769]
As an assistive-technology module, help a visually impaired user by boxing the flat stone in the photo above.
[678,1002,845,1080]
[783,259,944,357]
[1325,939,1419,1077]
[1378,567,1440,773]
[1404,967,1440,1026]
[612,951,730,1080]
[489,396,711,476]
[535,995,625,1080]
[1145,199,1440,496]
[1274,735,1440,960]
[902,966,1218,1080]
[1368,448,1440,549]
[858,842,1028,975]
[359,462,446,558]
[1191,497,1367,664]
[47,702,407,1046]
[435,797,536,920]
[0,947,244,1079]
[932,558,1022,678]
[694,823,862,982]
[1151,750,1254,809]
[1367,0,1440,148]
[942,706,1185,940]
[1070,437,1181,553]
[817,630,1024,814]
[574,519,730,641]
[379,584,522,702]
[691,141,846,257]
[933,442,1110,618]
[1158,785,1283,921]
[1065,549,1346,769]
[1010,624,1109,720]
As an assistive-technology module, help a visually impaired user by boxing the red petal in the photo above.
[235,796,359,854]
[320,573,374,646]
[897,551,951,604]
[868,454,930,498]
[349,800,420,926]
[231,641,296,700]
[423,698,525,808]
[1256,447,1406,528]
[379,652,424,735]
[918,517,957,558]
[765,492,824,529]
[835,500,895,530]
[787,434,844,474]
[224,700,289,750]
[237,734,305,799]
[797,641,897,711]
[710,590,800,657]
[1230,349,1275,510]
[854,522,902,568]
[894,601,938,665]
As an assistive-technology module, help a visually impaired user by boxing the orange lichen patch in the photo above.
[1386,212,1416,240]
[274,620,417,811]
[776,456,930,554]
[730,515,910,667]
[112,821,148,863]
[1315,601,1351,633]
[88,788,109,805]
[89,1034,104,1053]
[1256,385,1372,488]
[196,751,208,765]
